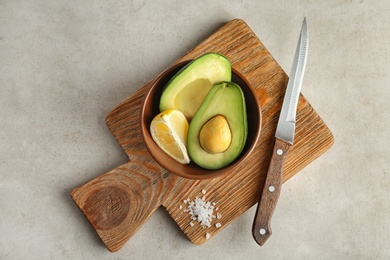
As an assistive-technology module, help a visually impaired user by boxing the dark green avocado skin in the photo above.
[159,53,231,120]
[188,81,248,170]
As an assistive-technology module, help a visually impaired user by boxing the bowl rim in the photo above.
[140,60,262,179]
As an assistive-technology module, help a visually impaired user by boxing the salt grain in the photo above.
[215,223,222,228]
[187,197,214,228]
[182,190,220,229]
[206,233,211,240]
[217,212,222,219]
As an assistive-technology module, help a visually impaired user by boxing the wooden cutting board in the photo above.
[71,19,334,252]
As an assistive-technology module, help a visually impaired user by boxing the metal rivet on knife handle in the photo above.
[268,186,275,192]
[252,139,291,246]
[252,17,308,246]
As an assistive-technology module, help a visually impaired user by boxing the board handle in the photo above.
[71,161,168,252]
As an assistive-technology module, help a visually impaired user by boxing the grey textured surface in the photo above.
[1,1,389,259]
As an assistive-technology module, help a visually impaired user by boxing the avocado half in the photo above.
[187,81,248,170]
[159,53,231,120]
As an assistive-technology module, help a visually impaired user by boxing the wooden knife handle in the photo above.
[71,161,168,252]
[252,138,291,246]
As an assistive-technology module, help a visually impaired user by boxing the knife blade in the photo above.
[252,17,309,246]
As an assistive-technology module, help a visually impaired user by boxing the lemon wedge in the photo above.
[150,109,190,164]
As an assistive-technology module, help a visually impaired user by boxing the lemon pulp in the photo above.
[150,109,190,164]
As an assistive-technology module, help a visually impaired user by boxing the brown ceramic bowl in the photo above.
[140,61,262,179]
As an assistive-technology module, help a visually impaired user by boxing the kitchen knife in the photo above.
[252,17,309,246]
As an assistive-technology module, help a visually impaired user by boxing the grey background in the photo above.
[1,1,389,259]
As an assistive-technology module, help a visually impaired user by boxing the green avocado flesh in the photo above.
[159,53,231,120]
[188,81,248,170]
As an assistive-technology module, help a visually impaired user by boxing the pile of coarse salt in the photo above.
[181,189,222,239]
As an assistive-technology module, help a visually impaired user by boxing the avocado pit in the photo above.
[199,115,232,154]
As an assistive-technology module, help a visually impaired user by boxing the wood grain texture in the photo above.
[71,19,334,252]
[252,138,291,246]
